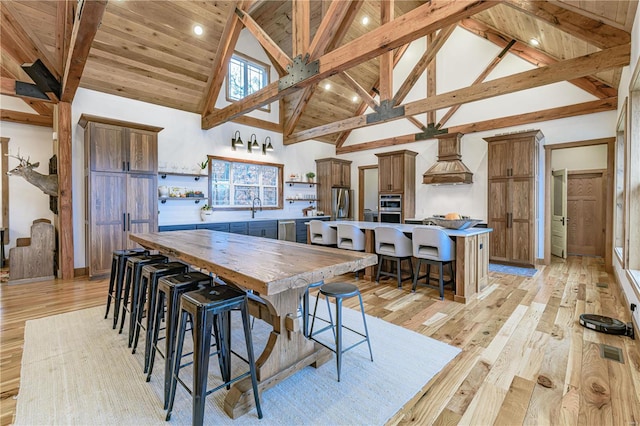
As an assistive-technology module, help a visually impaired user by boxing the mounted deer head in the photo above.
[6,150,58,197]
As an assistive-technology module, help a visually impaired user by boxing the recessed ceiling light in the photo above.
[193,25,204,36]
[352,95,359,103]
[362,16,369,26]
[530,38,539,46]
[324,83,331,90]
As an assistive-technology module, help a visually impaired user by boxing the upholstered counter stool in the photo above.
[130,261,190,368]
[118,254,169,343]
[309,282,373,382]
[337,223,366,279]
[166,286,263,423]
[105,248,148,329]
[374,227,414,288]
[146,271,213,408]
[309,220,337,246]
[411,226,456,300]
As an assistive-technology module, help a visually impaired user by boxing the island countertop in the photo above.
[319,220,493,236]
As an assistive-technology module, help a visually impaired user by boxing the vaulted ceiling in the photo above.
[0,0,636,151]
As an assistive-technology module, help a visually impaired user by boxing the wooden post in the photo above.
[54,102,74,279]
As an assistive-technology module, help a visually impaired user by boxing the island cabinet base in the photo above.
[454,233,489,304]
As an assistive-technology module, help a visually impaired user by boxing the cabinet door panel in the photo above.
[129,129,158,173]
[510,221,532,264]
[487,141,509,178]
[89,173,126,275]
[390,154,404,192]
[488,180,508,260]
[126,174,157,248]
[511,179,532,220]
[90,123,125,172]
[510,138,535,177]
[378,156,393,191]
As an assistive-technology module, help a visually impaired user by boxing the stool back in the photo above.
[337,224,365,251]
[309,220,337,245]
[412,226,455,262]
[374,227,412,257]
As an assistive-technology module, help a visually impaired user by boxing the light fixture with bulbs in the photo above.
[248,133,259,153]
[262,136,274,155]
[231,130,243,150]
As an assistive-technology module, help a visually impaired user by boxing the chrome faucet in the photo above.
[251,197,262,219]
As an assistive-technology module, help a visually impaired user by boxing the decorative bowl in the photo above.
[427,217,482,230]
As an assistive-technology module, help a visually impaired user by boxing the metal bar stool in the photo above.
[166,286,263,423]
[146,271,213,408]
[130,261,190,366]
[309,282,373,382]
[118,254,169,343]
[104,248,148,328]
[302,280,324,338]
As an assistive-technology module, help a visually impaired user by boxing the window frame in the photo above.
[225,52,271,112]
[207,155,283,210]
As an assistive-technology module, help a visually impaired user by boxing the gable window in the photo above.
[208,156,283,210]
[227,53,270,111]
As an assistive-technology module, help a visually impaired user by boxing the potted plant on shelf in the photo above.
[200,204,213,221]
[197,158,209,175]
[306,172,316,183]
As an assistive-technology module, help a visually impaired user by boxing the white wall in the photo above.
[0,118,54,250]
[551,145,608,170]
[613,5,640,330]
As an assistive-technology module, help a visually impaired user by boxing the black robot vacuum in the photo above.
[579,314,635,339]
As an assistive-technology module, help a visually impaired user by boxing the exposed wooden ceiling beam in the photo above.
[292,0,310,57]
[392,24,456,106]
[334,43,410,148]
[202,0,495,129]
[60,0,108,102]
[426,32,436,125]
[458,18,617,99]
[235,8,292,71]
[56,1,75,78]
[286,44,629,143]
[1,109,53,127]
[201,1,248,116]
[503,0,630,49]
[336,97,617,154]
[283,0,363,136]
[0,5,60,80]
[379,0,394,101]
[437,39,515,128]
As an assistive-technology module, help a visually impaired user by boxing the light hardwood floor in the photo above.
[1,256,639,425]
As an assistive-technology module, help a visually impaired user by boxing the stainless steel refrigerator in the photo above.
[331,187,353,220]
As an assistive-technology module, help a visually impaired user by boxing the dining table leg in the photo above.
[223,285,332,419]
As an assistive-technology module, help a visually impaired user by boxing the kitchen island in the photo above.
[316,221,492,303]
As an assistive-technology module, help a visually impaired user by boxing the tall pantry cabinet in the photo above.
[484,130,542,267]
[80,115,162,277]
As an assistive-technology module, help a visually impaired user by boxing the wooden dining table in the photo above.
[129,229,377,418]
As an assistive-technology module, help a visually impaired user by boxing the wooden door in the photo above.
[509,178,534,265]
[128,129,157,173]
[89,123,125,172]
[125,174,157,249]
[567,172,604,256]
[488,179,508,261]
[88,172,126,276]
[551,169,568,258]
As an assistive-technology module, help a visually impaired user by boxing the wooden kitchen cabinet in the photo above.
[376,150,417,221]
[484,130,541,267]
[315,158,352,218]
[80,115,162,277]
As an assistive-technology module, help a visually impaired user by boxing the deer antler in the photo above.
[6,149,30,165]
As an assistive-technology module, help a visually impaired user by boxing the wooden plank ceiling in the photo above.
[0,0,636,149]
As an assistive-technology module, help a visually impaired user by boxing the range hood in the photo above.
[422,132,473,185]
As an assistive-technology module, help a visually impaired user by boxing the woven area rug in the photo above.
[15,304,460,425]
[489,263,538,278]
